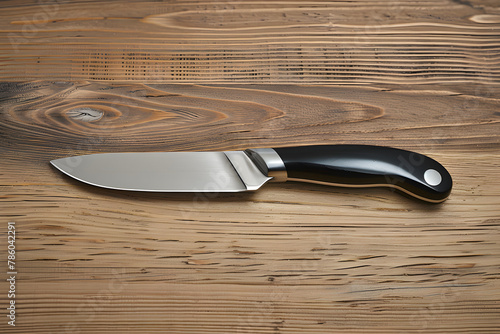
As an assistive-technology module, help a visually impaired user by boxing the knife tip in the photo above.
[49,157,73,173]
[49,158,64,169]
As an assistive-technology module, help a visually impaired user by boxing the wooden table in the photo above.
[1,1,499,333]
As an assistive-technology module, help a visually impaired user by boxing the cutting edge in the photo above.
[50,151,273,192]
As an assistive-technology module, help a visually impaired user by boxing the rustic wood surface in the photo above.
[1,1,500,333]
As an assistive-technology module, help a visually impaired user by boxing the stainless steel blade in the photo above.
[50,151,271,192]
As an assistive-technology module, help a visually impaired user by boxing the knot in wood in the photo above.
[67,107,103,122]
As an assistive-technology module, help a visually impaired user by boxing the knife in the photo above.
[50,145,452,203]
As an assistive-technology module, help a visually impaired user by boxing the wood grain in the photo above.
[1,0,500,333]
[1,82,499,333]
[0,0,499,85]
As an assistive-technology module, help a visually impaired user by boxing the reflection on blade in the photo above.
[50,152,252,192]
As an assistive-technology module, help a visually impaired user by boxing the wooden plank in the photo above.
[1,82,500,333]
[0,0,498,84]
[1,0,499,333]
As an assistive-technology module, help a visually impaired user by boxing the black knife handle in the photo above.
[270,145,452,203]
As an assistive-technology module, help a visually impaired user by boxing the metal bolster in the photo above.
[244,148,287,182]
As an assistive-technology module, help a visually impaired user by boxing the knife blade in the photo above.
[50,145,452,203]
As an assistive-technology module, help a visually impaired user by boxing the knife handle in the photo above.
[246,145,452,203]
